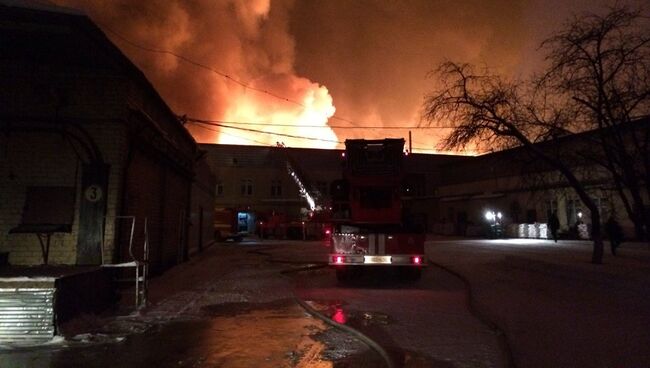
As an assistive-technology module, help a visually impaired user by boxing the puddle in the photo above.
[4,302,336,368]
[306,301,455,367]
[305,300,392,327]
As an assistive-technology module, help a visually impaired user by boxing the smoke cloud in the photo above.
[289,0,618,152]
[52,0,623,152]
[52,0,338,148]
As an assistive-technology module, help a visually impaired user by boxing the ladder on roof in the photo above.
[102,216,149,310]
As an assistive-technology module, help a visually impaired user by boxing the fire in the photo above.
[221,74,338,149]
[50,0,339,150]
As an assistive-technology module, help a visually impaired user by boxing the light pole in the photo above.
[485,210,503,238]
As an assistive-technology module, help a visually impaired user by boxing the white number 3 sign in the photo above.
[84,185,103,203]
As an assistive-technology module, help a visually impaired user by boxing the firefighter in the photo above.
[548,211,560,243]
[605,215,623,256]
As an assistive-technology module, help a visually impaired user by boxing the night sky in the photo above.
[50,0,636,152]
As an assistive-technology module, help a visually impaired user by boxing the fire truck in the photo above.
[227,143,332,241]
[329,138,426,281]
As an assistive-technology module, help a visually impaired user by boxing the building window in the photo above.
[271,180,282,197]
[216,182,224,196]
[241,179,253,196]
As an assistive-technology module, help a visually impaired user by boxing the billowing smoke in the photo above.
[51,0,339,148]
[52,0,621,153]
[289,0,618,153]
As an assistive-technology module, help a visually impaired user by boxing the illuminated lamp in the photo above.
[412,256,421,265]
[334,256,344,264]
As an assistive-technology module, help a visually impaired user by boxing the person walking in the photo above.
[548,211,560,243]
[605,215,623,256]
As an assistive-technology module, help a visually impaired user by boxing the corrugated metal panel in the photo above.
[0,288,55,343]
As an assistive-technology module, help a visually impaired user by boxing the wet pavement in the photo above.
[0,241,371,368]
[290,262,504,368]
[426,237,650,368]
[0,238,515,368]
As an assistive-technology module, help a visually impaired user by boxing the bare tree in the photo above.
[422,5,649,263]
[540,6,650,241]
[423,62,606,263]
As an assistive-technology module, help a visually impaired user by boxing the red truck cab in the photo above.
[329,139,426,281]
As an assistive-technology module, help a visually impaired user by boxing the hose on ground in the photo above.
[249,244,396,368]
[293,296,395,368]
[427,259,516,368]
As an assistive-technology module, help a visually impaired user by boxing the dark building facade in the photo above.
[202,119,648,241]
[0,2,213,274]
[200,143,460,235]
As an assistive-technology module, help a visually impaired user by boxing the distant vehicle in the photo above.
[213,208,244,242]
[328,138,426,281]
[258,211,332,240]
[266,143,332,241]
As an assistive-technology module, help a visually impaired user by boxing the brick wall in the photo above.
[0,122,127,266]
[0,132,79,264]
[188,157,216,256]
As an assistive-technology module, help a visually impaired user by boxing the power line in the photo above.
[184,117,452,130]
[95,25,460,150]
[192,119,465,154]
[189,123,273,146]
[97,23,436,129]
[188,121,343,144]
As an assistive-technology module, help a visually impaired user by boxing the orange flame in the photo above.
[220,75,338,149]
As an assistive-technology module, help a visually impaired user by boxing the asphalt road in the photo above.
[426,237,650,368]
[263,240,504,368]
[5,237,646,367]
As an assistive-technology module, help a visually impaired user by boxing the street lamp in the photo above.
[485,209,503,238]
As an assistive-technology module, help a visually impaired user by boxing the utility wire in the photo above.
[193,120,460,154]
[194,120,455,153]
[185,117,452,130]
[188,121,343,144]
[97,23,443,130]
[190,123,273,146]
[96,25,457,150]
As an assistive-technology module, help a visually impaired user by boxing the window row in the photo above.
[216,180,286,197]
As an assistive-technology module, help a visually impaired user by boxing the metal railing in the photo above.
[102,216,149,309]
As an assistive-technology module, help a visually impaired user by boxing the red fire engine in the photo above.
[329,138,425,281]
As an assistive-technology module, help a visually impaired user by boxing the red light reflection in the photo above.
[332,307,347,324]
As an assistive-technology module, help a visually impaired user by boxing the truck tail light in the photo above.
[334,256,344,264]
[412,256,422,265]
